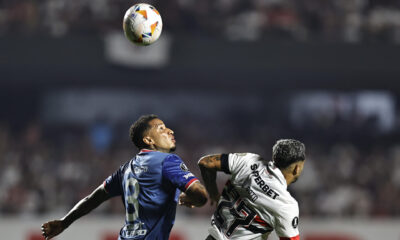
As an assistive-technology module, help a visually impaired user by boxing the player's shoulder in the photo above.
[267,174,298,211]
[136,151,180,168]
[120,159,132,171]
[229,152,264,166]
[230,152,261,161]
[276,192,299,213]
[231,152,260,157]
[143,150,179,160]
[227,152,265,177]
[163,153,181,160]
[108,159,132,180]
[160,153,184,166]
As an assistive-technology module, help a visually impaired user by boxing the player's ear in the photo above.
[143,136,154,146]
[292,164,299,176]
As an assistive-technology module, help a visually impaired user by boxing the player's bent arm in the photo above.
[61,184,111,227]
[41,184,111,239]
[198,154,223,171]
[198,154,224,204]
[180,181,208,207]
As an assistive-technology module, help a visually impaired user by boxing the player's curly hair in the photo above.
[129,114,159,150]
[272,139,305,169]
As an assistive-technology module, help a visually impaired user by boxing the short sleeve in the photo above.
[162,154,198,192]
[274,203,300,240]
[228,153,251,176]
[103,162,128,198]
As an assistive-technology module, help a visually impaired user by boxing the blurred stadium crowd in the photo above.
[1,0,400,43]
[2,0,400,225]
[1,112,400,218]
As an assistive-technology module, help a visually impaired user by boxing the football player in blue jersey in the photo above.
[41,114,208,240]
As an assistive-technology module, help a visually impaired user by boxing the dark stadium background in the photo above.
[1,0,400,239]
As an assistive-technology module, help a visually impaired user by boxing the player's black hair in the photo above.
[272,139,305,169]
[129,114,159,150]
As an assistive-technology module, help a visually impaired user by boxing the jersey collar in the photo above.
[267,161,287,188]
[139,149,155,153]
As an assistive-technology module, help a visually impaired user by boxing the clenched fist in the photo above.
[41,220,67,240]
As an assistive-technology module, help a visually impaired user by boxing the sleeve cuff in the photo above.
[221,154,230,174]
[185,178,199,190]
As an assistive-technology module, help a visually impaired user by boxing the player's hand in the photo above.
[41,220,67,240]
[209,193,220,206]
[178,192,195,208]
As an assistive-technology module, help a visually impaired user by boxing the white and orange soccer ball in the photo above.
[123,3,163,46]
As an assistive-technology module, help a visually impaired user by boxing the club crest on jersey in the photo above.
[292,217,299,228]
[180,163,189,172]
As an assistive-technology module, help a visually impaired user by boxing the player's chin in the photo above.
[169,145,176,152]
[292,176,299,184]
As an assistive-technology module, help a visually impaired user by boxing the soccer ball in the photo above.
[123,3,163,46]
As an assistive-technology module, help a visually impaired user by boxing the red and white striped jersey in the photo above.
[208,153,300,240]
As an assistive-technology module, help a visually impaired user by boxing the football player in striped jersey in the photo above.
[199,139,306,240]
[42,114,208,240]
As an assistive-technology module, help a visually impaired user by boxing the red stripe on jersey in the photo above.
[185,178,199,190]
[103,181,109,193]
[280,235,300,240]
[140,149,154,153]
[253,215,270,227]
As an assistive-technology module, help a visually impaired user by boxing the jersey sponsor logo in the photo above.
[183,172,194,179]
[180,163,189,172]
[292,217,299,229]
[121,222,147,238]
[250,164,280,200]
[133,166,148,176]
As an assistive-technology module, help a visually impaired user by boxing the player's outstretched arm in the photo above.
[179,181,208,208]
[41,184,110,240]
[198,154,224,205]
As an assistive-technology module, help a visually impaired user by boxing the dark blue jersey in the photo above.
[104,149,198,240]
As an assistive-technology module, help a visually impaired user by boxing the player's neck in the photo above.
[283,174,293,186]
[281,170,295,186]
[148,146,171,153]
